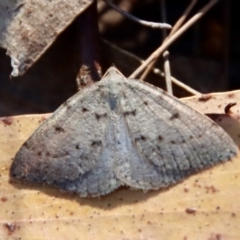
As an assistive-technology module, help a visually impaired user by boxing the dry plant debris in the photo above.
[0,0,93,76]
[0,90,240,239]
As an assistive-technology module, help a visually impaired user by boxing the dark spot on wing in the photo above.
[170,112,179,120]
[63,100,71,109]
[91,140,102,147]
[76,144,80,150]
[170,140,176,144]
[141,135,146,141]
[95,113,107,121]
[55,126,65,133]
[37,151,42,156]
[23,141,30,149]
[11,172,16,178]
[82,107,89,112]
[158,135,163,141]
[135,135,147,142]
[124,109,136,117]
[143,101,148,106]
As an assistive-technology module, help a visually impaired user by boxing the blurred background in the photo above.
[0,0,239,116]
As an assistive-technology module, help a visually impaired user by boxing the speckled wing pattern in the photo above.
[10,67,238,197]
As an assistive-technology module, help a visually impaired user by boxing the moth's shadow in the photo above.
[12,110,240,209]
[73,187,166,210]
[10,179,168,209]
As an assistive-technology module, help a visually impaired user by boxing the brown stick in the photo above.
[76,1,102,90]
[139,0,198,81]
[103,0,172,29]
[131,0,218,79]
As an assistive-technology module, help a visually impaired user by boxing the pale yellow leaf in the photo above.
[0,91,240,239]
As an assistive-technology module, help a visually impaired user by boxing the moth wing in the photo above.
[10,84,122,197]
[115,79,237,190]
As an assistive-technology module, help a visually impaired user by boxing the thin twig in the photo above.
[169,0,198,37]
[105,37,200,95]
[130,0,218,79]
[161,0,173,95]
[153,68,201,95]
[140,0,198,81]
[162,51,173,94]
[103,0,172,29]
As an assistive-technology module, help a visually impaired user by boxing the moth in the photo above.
[10,67,238,197]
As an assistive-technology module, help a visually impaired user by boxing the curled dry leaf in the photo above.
[182,90,240,114]
[0,92,240,239]
[0,0,94,76]
[183,90,240,144]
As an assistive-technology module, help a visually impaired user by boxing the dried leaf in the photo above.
[0,0,93,76]
[0,91,240,239]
